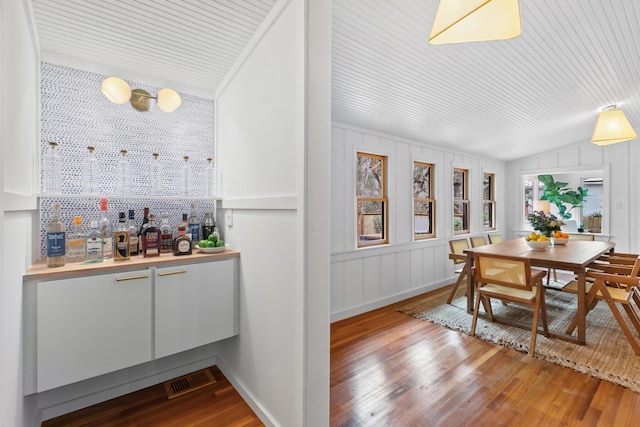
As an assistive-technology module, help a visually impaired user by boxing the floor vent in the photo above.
[164,368,216,399]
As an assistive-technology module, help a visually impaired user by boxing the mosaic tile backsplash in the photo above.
[39,63,216,257]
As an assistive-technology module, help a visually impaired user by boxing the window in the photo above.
[413,161,435,239]
[483,173,496,230]
[357,152,388,247]
[453,168,469,235]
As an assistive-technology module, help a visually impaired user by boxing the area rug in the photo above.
[398,288,640,392]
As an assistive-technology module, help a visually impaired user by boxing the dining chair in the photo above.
[488,234,503,244]
[470,236,487,248]
[564,256,640,355]
[447,238,471,304]
[470,253,549,356]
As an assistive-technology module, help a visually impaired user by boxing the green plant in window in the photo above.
[538,174,588,220]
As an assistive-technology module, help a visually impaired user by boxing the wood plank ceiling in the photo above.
[31,0,640,161]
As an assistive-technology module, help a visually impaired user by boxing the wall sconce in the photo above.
[591,105,637,146]
[429,0,521,45]
[100,77,182,113]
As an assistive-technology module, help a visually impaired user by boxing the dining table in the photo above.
[463,238,615,345]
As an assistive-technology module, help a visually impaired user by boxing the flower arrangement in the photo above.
[527,210,565,237]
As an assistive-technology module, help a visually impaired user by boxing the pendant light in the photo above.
[591,105,637,146]
[429,0,521,45]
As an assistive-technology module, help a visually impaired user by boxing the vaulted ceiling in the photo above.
[30,0,640,161]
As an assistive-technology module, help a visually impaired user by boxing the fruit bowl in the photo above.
[552,237,569,245]
[195,245,225,253]
[525,239,550,250]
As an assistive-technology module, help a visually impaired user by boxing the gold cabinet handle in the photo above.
[115,274,150,282]
[157,270,188,277]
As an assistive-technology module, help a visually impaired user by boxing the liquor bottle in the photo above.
[182,213,190,240]
[160,213,173,253]
[81,146,100,195]
[43,141,62,194]
[46,202,66,267]
[115,149,132,195]
[201,212,215,240]
[172,224,192,256]
[142,213,161,257]
[138,207,150,253]
[206,157,215,197]
[149,152,163,196]
[188,203,200,243]
[66,216,86,263]
[114,212,130,261]
[180,155,192,196]
[99,198,113,259]
[85,220,103,263]
[127,209,139,256]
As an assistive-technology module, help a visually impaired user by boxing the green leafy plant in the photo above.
[538,174,588,220]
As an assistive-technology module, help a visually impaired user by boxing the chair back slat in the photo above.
[475,253,532,290]
[470,236,487,248]
[488,234,503,244]
[449,239,469,264]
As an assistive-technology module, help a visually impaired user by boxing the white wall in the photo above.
[215,0,330,425]
[1,0,40,426]
[505,140,640,253]
[330,123,506,321]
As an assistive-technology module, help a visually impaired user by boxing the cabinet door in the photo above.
[37,270,152,392]
[155,259,236,358]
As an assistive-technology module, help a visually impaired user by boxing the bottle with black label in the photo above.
[127,209,139,256]
[114,212,130,261]
[160,213,173,253]
[188,203,200,243]
[173,224,192,256]
[46,202,66,267]
[142,213,161,257]
[138,207,149,253]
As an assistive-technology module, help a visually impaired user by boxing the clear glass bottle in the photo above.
[201,212,215,241]
[206,157,215,197]
[172,224,192,256]
[128,209,139,256]
[66,216,86,263]
[149,153,163,196]
[160,213,173,253]
[142,213,161,257]
[85,220,103,263]
[43,141,62,194]
[114,212,130,261]
[180,155,192,196]
[115,149,132,195]
[99,198,113,259]
[81,146,100,195]
[46,202,66,267]
[188,203,200,243]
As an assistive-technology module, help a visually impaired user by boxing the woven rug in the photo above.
[398,287,640,392]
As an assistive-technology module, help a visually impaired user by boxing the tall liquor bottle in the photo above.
[115,149,131,195]
[81,146,100,195]
[149,153,163,196]
[114,212,130,261]
[188,203,200,243]
[180,155,192,196]
[142,213,161,257]
[99,198,113,259]
[85,220,103,263]
[138,207,150,253]
[172,224,192,256]
[160,213,173,253]
[127,209,139,256]
[46,202,66,267]
[201,212,215,240]
[66,216,86,263]
[205,157,215,197]
[43,142,62,194]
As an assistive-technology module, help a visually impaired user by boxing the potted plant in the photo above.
[538,174,588,220]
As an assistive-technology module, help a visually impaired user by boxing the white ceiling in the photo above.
[30,0,640,161]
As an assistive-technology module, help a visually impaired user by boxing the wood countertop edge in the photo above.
[24,249,240,281]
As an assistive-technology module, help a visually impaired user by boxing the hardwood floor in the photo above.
[42,285,640,426]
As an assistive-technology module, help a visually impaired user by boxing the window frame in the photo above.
[453,167,470,235]
[413,161,436,240]
[483,172,496,231]
[356,152,389,248]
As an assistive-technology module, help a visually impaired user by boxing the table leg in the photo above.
[576,269,586,344]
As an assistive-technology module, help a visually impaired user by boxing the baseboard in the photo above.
[330,278,454,323]
[215,358,279,427]
[35,349,219,426]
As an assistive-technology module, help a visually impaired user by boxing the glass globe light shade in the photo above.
[100,77,132,104]
[157,88,182,112]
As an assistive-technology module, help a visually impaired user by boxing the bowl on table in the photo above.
[525,239,550,250]
[552,237,569,245]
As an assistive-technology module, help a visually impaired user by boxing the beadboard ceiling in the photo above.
[30,0,640,161]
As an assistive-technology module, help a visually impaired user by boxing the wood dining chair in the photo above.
[488,234,503,244]
[470,253,549,356]
[447,238,471,304]
[564,256,640,355]
[470,236,487,248]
